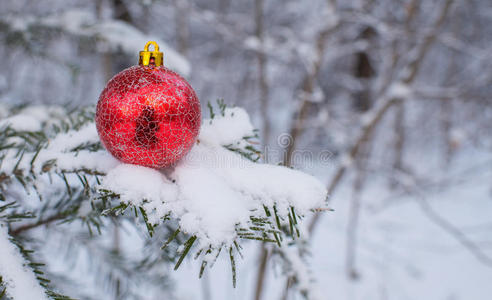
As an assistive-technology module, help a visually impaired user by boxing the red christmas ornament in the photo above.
[96,41,201,169]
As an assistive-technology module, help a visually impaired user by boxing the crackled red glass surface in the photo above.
[96,65,201,169]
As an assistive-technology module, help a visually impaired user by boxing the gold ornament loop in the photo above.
[139,41,163,67]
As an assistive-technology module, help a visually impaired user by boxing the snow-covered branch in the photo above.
[2,10,190,76]
[0,224,49,300]
[0,103,328,290]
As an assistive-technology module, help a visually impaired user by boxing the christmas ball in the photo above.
[96,41,201,169]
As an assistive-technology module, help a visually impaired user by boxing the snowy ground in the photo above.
[171,149,492,300]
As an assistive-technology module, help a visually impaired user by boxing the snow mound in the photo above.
[101,107,327,246]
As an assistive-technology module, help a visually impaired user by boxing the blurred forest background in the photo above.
[1,0,492,299]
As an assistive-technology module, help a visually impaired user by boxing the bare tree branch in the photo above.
[255,0,271,146]
[253,245,270,300]
[283,3,339,167]
[414,195,492,268]
[309,96,397,233]
[9,213,66,236]
[309,0,455,235]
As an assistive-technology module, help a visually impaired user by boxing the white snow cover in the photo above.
[34,124,120,174]
[101,107,327,247]
[0,106,326,248]
[0,122,119,175]
[0,105,65,132]
[0,224,49,300]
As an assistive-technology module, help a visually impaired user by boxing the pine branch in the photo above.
[0,102,327,291]
[9,213,66,236]
[101,188,305,282]
[0,224,75,300]
[0,276,9,300]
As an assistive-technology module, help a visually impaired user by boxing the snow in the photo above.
[0,122,120,175]
[0,113,119,177]
[199,107,254,147]
[0,105,64,132]
[168,149,492,300]
[101,107,327,247]
[0,114,43,132]
[388,82,412,99]
[103,164,177,215]
[0,224,49,300]
[93,20,191,76]
[6,10,190,76]
[306,167,492,300]
[34,124,119,173]
[44,10,190,76]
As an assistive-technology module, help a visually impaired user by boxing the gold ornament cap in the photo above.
[139,41,163,67]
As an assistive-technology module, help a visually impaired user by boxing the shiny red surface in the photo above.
[96,65,201,169]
